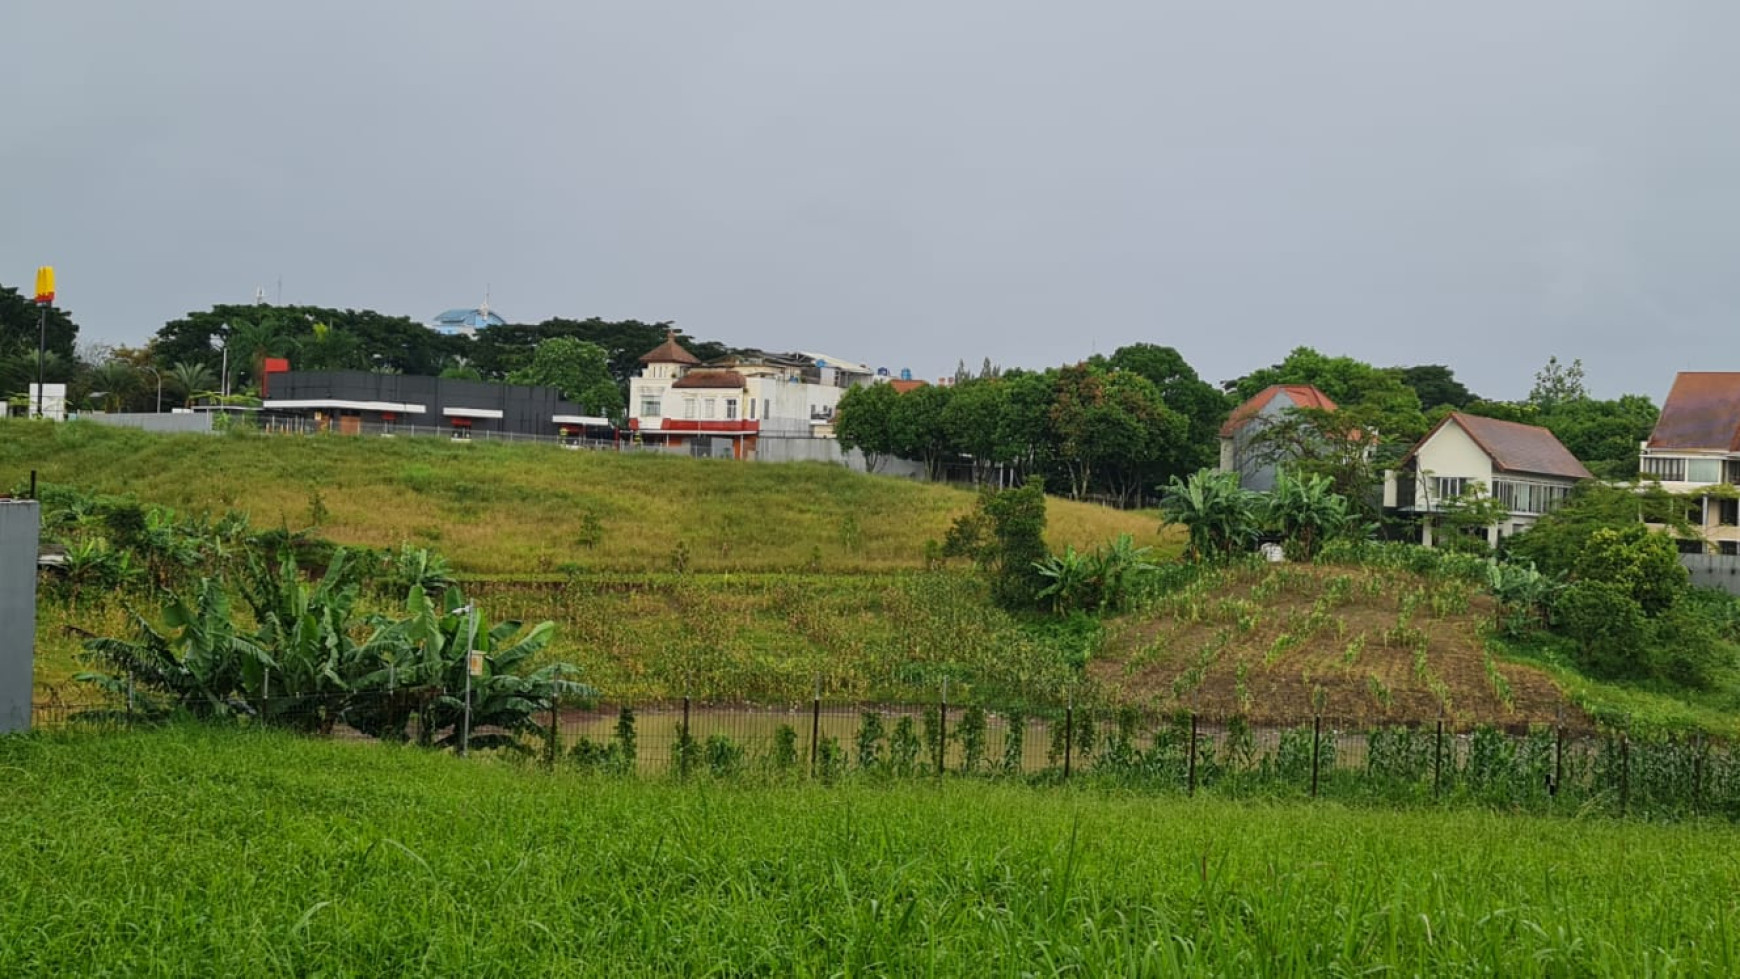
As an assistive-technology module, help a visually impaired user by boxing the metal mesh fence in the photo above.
[26,693,1738,817]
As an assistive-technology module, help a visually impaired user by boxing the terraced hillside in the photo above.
[1095,562,1582,731]
[0,420,1162,573]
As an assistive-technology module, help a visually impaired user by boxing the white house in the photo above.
[626,333,875,459]
[1385,412,1591,547]
[1637,372,1740,554]
[1218,385,1339,491]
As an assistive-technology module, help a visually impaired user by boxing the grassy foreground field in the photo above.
[0,420,1163,573]
[4,726,1740,976]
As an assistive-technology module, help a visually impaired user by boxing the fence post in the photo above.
[680,695,692,779]
[29,470,36,499]
[1310,715,1321,799]
[546,695,559,771]
[809,695,821,779]
[1187,712,1198,797]
[937,679,948,777]
[1063,701,1074,780]
[1552,726,1564,798]
[1692,734,1704,812]
[1619,735,1630,816]
[1433,719,1443,797]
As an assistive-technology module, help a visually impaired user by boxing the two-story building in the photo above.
[1385,412,1591,547]
[1218,385,1340,491]
[1638,372,1740,554]
[626,332,875,458]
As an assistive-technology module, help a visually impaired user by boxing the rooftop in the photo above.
[1647,372,1740,452]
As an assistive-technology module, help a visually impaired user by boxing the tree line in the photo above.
[3,283,1660,491]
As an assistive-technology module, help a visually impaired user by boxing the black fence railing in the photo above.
[28,693,1740,818]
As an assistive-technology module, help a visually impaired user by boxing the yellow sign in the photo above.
[33,266,55,305]
[467,651,485,677]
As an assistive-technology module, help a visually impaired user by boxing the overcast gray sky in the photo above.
[4,1,1736,401]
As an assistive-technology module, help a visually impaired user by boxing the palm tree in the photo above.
[168,361,217,408]
[223,318,299,391]
[87,359,139,413]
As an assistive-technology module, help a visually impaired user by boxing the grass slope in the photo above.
[0,420,1163,574]
[1096,562,1579,730]
[4,726,1740,976]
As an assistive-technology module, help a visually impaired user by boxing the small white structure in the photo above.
[1385,412,1590,547]
[24,384,67,421]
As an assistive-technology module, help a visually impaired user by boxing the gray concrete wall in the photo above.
[0,501,39,734]
[83,412,215,434]
[753,436,927,479]
[1681,553,1740,595]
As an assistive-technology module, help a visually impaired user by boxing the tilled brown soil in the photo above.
[1091,563,1589,733]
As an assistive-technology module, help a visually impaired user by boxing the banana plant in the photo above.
[78,578,270,718]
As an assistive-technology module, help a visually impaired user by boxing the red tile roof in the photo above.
[1404,412,1593,480]
[638,331,701,365]
[1218,385,1338,438]
[672,371,745,390]
[1647,372,1740,451]
[888,379,927,394]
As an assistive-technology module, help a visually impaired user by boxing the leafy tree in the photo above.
[834,382,901,473]
[508,336,624,420]
[86,359,139,413]
[943,478,1050,610]
[1391,364,1476,411]
[1572,524,1685,617]
[0,282,78,363]
[298,322,365,372]
[1228,346,1427,441]
[940,378,1011,485]
[1507,481,1692,579]
[1528,355,1588,411]
[1554,579,1646,679]
[889,383,956,481]
[1241,404,1390,518]
[1097,343,1226,485]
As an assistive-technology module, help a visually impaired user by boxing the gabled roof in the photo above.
[1219,385,1338,438]
[671,371,745,390]
[888,379,927,394]
[638,331,701,365]
[1405,412,1593,480]
[1647,372,1740,451]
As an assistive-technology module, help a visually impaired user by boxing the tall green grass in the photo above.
[0,420,1167,573]
[3,726,1738,976]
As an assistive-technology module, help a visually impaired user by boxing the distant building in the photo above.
[1218,385,1340,492]
[1638,372,1740,554]
[626,332,876,458]
[261,371,610,442]
[429,303,506,337]
[1385,412,1590,547]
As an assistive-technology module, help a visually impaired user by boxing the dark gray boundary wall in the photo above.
[1682,553,1740,596]
[0,501,39,733]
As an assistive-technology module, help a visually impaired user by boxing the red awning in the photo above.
[450,417,472,428]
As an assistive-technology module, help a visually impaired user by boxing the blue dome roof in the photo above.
[430,307,506,335]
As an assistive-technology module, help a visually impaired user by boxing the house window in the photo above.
[683,397,697,420]
[1688,459,1722,483]
[1720,499,1740,527]
[640,388,662,416]
[1722,541,1739,556]
[1678,538,1706,555]
[748,398,756,420]
[1642,457,1688,481]
[704,398,717,419]
[725,399,738,420]
[764,399,770,421]
[1433,476,1467,503]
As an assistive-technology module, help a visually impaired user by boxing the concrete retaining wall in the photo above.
[0,501,39,733]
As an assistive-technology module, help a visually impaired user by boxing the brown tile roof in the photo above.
[1218,385,1338,438]
[1405,412,1593,480]
[671,371,745,390]
[638,331,700,365]
[1647,372,1740,451]
[888,379,927,394]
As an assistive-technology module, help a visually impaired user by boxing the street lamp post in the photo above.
[141,366,163,413]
